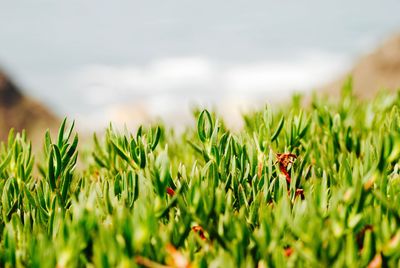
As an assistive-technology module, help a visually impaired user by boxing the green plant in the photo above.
[0,84,399,267]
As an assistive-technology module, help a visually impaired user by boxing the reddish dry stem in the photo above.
[276,152,306,198]
[166,187,175,197]
[287,188,305,200]
[257,161,263,178]
[356,225,374,250]
[284,247,294,257]
[192,226,207,240]
[279,163,291,184]
[276,153,297,184]
[295,189,304,199]
[135,256,169,268]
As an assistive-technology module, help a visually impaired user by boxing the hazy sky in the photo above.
[2,1,399,70]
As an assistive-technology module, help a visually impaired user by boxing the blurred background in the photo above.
[1,0,400,138]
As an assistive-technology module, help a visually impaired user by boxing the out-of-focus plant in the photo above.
[0,83,399,267]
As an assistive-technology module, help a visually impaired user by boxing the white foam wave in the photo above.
[70,54,350,129]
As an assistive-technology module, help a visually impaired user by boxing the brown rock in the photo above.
[324,34,400,98]
[0,69,58,141]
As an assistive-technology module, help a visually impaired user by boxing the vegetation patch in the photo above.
[0,83,399,267]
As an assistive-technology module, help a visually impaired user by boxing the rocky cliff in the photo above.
[324,34,400,98]
[0,70,57,141]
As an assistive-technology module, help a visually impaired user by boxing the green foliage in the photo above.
[0,86,399,267]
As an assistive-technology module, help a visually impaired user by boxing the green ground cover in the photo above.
[0,82,399,267]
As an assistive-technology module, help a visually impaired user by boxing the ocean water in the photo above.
[1,1,400,129]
